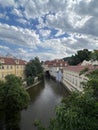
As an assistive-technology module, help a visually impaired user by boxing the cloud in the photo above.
[0,23,40,49]
[0,12,9,20]
[16,18,29,24]
[39,29,51,37]
[0,0,16,8]
[11,8,23,17]
[0,45,9,50]
[0,0,98,60]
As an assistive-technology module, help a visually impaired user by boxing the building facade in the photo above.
[43,59,68,81]
[62,66,89,91]
[0,56,27,80]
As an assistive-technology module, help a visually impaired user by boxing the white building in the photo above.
[81,60,98,66]
[63,65,90,92]
[43,59,68,81]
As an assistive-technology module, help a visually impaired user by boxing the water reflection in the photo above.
[21,78,69,130]
[27,82,45,103]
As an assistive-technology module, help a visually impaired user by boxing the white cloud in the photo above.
[11,8,23,17]
[17,48,27,54]
[16,18,28,24]
[0,23,40,49]
[39,29,51,37]
[0,45,9,50]
[0,0,16,8]
[0,0,98,60]
[55,29,65,37]
[0,13,9,20]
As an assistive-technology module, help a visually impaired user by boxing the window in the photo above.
[7,65,9,69]
[60,63,62,66]
[10,65,13,69]
[2,66,4,69]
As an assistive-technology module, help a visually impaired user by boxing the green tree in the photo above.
[0,74,30,130]
[33,57,43,75]
[25,57,43,85]
[91,50,98,61]
[68,49,91,65]
[25,61,37,77]
[83,69,98,100]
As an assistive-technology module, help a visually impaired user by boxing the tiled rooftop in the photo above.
[0,57,27,65]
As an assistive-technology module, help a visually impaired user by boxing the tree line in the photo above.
[63,49,98,65]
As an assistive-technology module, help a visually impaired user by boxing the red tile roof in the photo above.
[44,59,68,67]
[0,57,27,65]
[64,65,98,73]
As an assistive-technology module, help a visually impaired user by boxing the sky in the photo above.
[0,0,98,61]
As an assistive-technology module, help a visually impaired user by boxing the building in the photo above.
[43,59,68,81]
[0,56,27,80]
[81,60,98,66]
[43,59,98,92]
[62,64,96,92]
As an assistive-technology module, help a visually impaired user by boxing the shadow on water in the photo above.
[27,81,45,103]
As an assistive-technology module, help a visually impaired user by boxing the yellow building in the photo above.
[0,56,27,80]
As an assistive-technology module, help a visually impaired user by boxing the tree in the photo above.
[83,69,98,100]
[25,57,43,85]
[0,74,30,130]
[68,49,91,65]
[25,61,37,77]
[33,57,43,75]
[91,50,98,61]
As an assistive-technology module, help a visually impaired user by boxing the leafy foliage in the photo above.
[64,49,91,65]
[0,74,30,129]
[91,50,98,61]
[25,57,43,85]
[79,67,89,75]
[26,76,34,86]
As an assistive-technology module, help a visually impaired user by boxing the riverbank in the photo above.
[25,81,42,90]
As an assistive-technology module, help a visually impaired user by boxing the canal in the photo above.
[20,77,69,130]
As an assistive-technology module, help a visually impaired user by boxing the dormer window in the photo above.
[60,63,62,66]
[15,59,19,64]
[0,58,5,64]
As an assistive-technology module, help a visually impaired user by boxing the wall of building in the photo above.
[62,69,88,92]
[49,67,57,78]
[0,64,25,80]
[0,57,26,80]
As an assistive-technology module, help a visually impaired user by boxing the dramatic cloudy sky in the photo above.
[0,0,98,61]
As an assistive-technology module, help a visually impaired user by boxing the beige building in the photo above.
[63,66,88,91]
[62,64,98,92]
[0,56,27,80]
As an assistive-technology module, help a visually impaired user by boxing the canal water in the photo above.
[20,78,69,130]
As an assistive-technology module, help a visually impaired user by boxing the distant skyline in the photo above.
[0,0,98,61]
